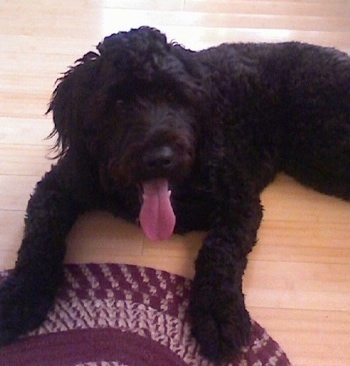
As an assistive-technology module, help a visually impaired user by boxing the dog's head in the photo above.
[48,26,206,240]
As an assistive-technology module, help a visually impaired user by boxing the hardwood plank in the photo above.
[261,175,350,224]
[0,118,53,144]
[0,144,53,176]
[255,220,350,264]
[244,260,350,311]
[0,175,39,211]
[250,307,350,366]
[100,9,350,33]
[185,0,350,17]
[0,210,24,269]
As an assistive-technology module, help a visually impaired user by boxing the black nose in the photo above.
[143,146,174,171]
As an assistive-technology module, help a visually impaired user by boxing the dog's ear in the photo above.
[47,27,169,158]
[47,51,101,157]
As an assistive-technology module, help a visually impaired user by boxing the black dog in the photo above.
[0,26,349,363]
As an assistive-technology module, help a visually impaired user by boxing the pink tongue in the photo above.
[139,179,176,241]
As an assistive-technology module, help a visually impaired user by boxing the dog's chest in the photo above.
[171,186,215,233]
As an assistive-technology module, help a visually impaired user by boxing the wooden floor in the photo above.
[0,1,349,365]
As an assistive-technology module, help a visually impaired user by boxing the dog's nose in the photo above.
[143,146,174,171]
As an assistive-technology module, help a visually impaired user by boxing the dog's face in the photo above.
[48,27,205,240]
[106,88,197,186]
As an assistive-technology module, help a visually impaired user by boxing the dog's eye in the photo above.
[115,99,129,114]
[164,90,176,102]
[116,99,124,107]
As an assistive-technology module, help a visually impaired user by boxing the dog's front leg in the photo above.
[0,163,81,346]
[190,190,262,363]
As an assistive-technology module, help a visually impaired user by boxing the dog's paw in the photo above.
[190,300,251,363]
[0,276,54,346]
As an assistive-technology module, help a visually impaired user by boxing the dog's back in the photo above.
[194,42,350,200]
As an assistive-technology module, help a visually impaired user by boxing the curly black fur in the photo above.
[0,26,349,363]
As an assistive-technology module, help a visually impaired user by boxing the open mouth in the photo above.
[139,178,176,241]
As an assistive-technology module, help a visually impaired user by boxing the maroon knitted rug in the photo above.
[0,263,290,365]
